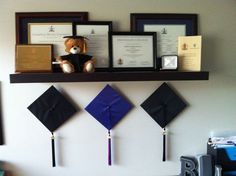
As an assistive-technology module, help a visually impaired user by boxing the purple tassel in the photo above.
[108,130,112,166]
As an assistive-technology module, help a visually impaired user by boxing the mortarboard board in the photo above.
[27,85,77,167]
[63,35,89,40]
[85,84,133,165]
[141,82,187,161]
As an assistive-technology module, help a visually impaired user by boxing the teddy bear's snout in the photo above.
[70,46,81,54]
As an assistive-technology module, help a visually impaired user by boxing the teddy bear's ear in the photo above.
[64,38,72,53]
[64,38,71,46]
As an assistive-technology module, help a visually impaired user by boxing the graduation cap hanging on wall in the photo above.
[85,84,133,165]
[27,85,77,167]
[141,82,187,162]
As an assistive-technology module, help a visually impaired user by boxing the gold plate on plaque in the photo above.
[15,44,53,72]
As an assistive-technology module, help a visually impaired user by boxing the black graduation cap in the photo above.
[27,86,77,167]
[63,35,89,40]
[141,82,187,161]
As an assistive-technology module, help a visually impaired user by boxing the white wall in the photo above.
[0,0,236,175]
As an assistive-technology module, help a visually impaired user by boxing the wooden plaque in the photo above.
[15,44,53,72]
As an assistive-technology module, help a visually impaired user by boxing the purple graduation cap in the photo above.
[85,84,133,165]
[141,82,187,162]
[27,86,77,167]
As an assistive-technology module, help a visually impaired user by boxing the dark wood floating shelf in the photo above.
[10,71,209,83]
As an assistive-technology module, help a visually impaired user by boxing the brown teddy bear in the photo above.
[56,36,95,73]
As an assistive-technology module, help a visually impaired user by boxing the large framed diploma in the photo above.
[131,13,198,58]
[28,23,72,57]
[74,21,112,71]
[109,32,157,71]
[15,12,88,45]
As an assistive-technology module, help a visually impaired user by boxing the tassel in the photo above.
[162,128,166,162]
[108,130,112,166]
[83,39,87,53]
[51,132,56,167]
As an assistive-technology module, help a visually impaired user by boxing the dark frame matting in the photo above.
[73,21,113,71]
[16,12,88,44]
[109,32,157,71]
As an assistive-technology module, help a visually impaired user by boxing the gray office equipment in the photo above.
[215,165,222,176]
[180,156,198,176]
[197,154,213,176]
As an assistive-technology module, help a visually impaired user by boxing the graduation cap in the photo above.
[27,86,77,167]
[141,82,187,161]
[63,35,89,40]
[85,84,133,165]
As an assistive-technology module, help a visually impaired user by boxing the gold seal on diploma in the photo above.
[181,43,188,50]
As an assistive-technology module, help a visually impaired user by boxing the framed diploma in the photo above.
[131,13,197,58]
[74,21,112,71]
[15,12,88,56]
[28,22,73,57]
[109,32,157,71]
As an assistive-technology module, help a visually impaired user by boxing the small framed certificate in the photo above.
[74,21,112,71]
[109,32,157,71]
[15,44,53,72]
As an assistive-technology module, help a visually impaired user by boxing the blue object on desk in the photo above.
[217,146,236,161]
[208,143,236,171]
[225,147,236,161]
[224,171,236,176]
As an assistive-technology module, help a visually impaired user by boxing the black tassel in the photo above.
[162,128,166,162]
[51,132,56,167]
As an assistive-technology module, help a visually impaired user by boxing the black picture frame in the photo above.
[16,12,88,44]
[130,13,198,59]
[0,82,3,145]
[73,21,112,71]
[109,32,157,71]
